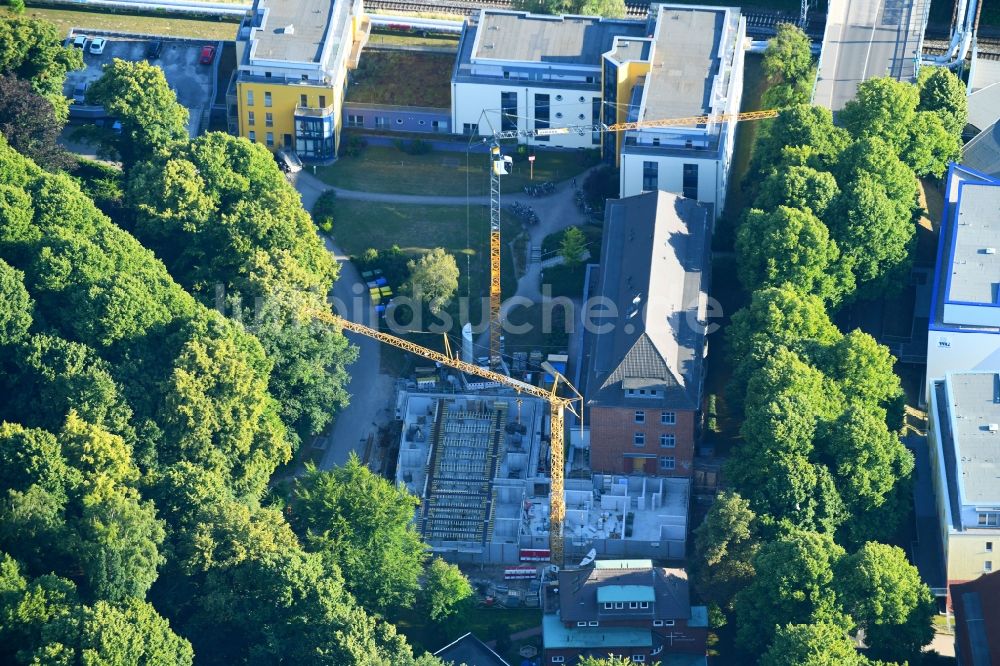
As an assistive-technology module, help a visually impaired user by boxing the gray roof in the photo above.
[963,121,1000,180]
[641,6,730,120]
[471,10,645,65]
[947,372,1000,505]
[586,191,711,411]
[434,633,511,666]
[557,561,691,623]
[968,83,1000,132]
[947,181,1000,303]
[604,35,652,64]
[251,0,342,64]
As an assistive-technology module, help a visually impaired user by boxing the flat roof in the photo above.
[948,372,1000,505]
[543,614,652,649]
[472,10,644,65]
[948,183,1000,304]
[252,0,340,64]
[641,5,729,120]
[594,559,653,569]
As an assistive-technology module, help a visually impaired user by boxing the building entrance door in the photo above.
[283,133,292,148]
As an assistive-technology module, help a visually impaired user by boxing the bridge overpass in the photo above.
[813,0,928,111]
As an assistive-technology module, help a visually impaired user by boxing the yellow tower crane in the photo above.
[484,108,779,369]
[309,308,582,566]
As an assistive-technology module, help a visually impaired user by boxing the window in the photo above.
[432,120,443,132]
[552,658,565,664]
[629,602,638,609]
[418,120,426,126]
[588,621,599,627]
[660,434,675,448]
[555,94,563,101]
[979,513,1000,527]
[653,620,664,627]
[634,411,645,424]
[265,112,273,128]
[248,130,256,142]
[642,161,658,191]
[299,94,307,107]
[500,91,518,133]
[664,620,675,626]
[632,657,645,663]
[652,137,660,146]
[659,456,675,471]
[247,111,255,126]
[463,122,477,135]
[534,93,550,142]
[264,91,272,108]
[615,602,624,609]
[577,621,587,627]
[301,74,308,81]
[626,388,659,398]
[986,560,993,573]
[347,114,364,128]
[264,71,271,78]
[265,132,274,147]
[578,96,585,103]
[395,118,404,125]
[246,90,254,106]
[634,433,645,447]
[375,117,388,129]
[661,411,676,425]
[988,542,994,553]
[592,97,601,144]
[319,95,326,108]
[682,163,698,199]
[639,601,649,609]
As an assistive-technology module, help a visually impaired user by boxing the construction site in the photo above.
[394,389,690,565]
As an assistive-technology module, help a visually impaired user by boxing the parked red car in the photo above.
[199,45,216,65]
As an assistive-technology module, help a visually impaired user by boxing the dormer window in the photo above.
[640,601,649,609]
[604,603,612,610]
[629,602,638,609]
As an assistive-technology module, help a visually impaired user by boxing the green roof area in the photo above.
[346,50,453,108]
[597,585,655,604]
[543,614,652,649]
[593,559,653,570]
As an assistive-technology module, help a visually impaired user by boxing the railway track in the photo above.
[923,37,1000,60]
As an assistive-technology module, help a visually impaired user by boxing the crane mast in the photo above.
[311,308,579,565]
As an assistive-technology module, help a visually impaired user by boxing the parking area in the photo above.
[64,31,219,137]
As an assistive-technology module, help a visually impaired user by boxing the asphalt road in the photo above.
[814,0,925,111]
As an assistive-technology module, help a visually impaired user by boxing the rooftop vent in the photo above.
[990,423,999,432]
[986,248,997,255]
[282,24,294,34]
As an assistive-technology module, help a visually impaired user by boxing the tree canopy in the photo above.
[405,247,460,316]
[0,15,82,121]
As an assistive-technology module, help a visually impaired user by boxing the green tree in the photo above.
[835,542,935,663]
[578,658,653,666]
[291,456,427,616]
[0,75,74,171]
[0,15,82,121]
[736,206,849,303]
[762,23,814,84]
[87,59,189,168]
[692,492,760,609]
[754,166,840,218]
[421,557,473,622]
[749,105,851,181]
[733,530,849,655]
[405,248,460,315]
[902,110,961,178]
[578,0,626,17]
[0,257,31,345]
[725,285,841,408]
[917,66,968,136]
[840,77,919,152]
[559,226,587,266]
[761,622,868,666]
[823,330,904,420]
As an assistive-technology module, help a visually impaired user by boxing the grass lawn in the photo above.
[717,52,767,251]
[396,606,541,656]
[539,224,603,299]
[346,50,454,108]
[19,6,238,40]
[319,144,598,197]
[329,199,520,318]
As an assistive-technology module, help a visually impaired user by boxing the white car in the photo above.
[71,35,88,49]
[89,37,107,55]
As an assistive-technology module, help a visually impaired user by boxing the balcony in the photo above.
[295,104,337,118]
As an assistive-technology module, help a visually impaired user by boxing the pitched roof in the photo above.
[963,121,1000,180]
[434,632,511,666]
[585,190,711,410]
[953,571,1000,666]
[557,561,692,623]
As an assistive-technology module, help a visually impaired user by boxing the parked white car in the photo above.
[89,37,107,55]
[71,34,88,49]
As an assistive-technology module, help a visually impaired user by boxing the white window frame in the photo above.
[263,91,272,108]
[635,410,645,423]
[614,602,623,609]
[604,602,613,610]
[588,621,599,627]
[653,620,664,627]
[248,130,256,142]
[986,560,993,573]
[634,432,645,447]
[660,433,675,448]
[632,657,645,663]
[664,620,675,626]
[577,621,587,627]
[629,602,638,609]
[246,90,254,106]
[987,541,994,553]
[552,658,565,664]
[659,456,675,470]
[661,411,676,425]
[639,601,649,609]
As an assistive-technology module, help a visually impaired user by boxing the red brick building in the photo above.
[952,570,1000,665]
[583,191,711,478]
[542,559,708,665]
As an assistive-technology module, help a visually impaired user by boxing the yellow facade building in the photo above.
[928,372,1000,596]
[230,0,369,161]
